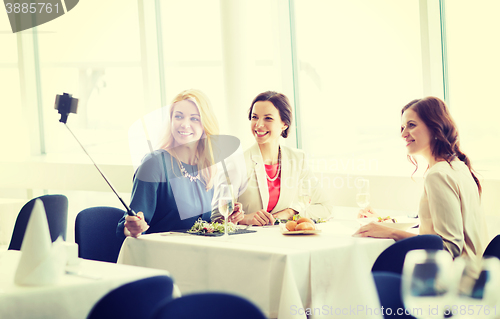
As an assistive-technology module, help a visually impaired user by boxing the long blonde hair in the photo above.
[157,89,219,190]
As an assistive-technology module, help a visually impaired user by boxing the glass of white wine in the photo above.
[218,184,234,239]
[356,178,370,209]
[299,179,312,214]
[402,249,454,319]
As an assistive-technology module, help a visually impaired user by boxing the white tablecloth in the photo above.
[118,218,395,319]
[0,250,172,319]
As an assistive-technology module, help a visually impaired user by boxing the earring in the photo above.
[434,137,437,140]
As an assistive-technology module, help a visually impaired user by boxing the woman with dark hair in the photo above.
[354,96,487,262]
[212,91,332,225]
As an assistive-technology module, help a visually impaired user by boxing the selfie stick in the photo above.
[55,93,137,216]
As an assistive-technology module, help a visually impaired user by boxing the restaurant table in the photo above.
[118,217,398,319]
[0,250,174,319]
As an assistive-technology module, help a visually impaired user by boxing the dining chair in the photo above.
[151,292,267,319]
[8,194,68,251]
[372,272,415,319]
[75,206,126,263]
[483,234,500,260]
[371,234,443,274]
[87,275,175,319]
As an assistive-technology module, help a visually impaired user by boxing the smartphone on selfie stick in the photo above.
[54,93,137,217]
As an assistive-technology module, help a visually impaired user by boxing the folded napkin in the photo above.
[14,199,67,286]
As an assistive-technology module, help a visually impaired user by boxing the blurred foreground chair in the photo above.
[75,206,126,263]
[371,235,443,274]
[483,235,500,260]
[8,194,68,250]
[372,272,415,319]
[151,292,267,319]
[87,275,175,319]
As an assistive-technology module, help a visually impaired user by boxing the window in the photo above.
[445,0,500,178]
[0,33,25,158]
[36,0,145,161]
[294,0,424,177]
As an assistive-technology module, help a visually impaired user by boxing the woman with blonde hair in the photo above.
[117,89,243,238]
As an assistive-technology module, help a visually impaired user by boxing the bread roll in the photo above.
[286,221,297,231]
[296,217,313,225]
[295,222,315,231]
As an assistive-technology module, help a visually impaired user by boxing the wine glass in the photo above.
[402,249,454,319]
[299,179,312,214]
[218,184,234,239]
[356,178,370,209]
[452,256,500,319]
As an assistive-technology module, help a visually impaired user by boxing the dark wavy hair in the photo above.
[248,91,292,138]
[402,96,481,195]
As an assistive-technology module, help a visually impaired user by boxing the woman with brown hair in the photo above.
[354,97,487,262]
[212,91,333,226]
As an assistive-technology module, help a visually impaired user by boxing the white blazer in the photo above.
[212,143,333,220]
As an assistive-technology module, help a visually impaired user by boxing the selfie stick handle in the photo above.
[64,124,136,216]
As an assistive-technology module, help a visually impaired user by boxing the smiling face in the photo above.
[401,108,433,159]
[250,101,288,145]
[171,99,204,147]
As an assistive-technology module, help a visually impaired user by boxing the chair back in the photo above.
[8,194,68,250]
[75,206,126,263]
[87,275,175,319]
[371,234,443,274]
[151,292,267,319]
[483,235,500,260]
[372,272,415,319]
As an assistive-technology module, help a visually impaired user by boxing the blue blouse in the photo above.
[116,150,213,239]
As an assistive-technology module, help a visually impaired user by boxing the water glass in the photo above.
[299,179,312,214]
[356,178,370,209]
[451,256,500,318]
[402,249,454,319]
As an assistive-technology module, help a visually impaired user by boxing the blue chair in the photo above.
[151,292,267,319]
[372,272,415,318]
[75,206,126,263]
[371,235,443,274]
[87,275,175,319]
[483,235,500,260]
[8,194,68,251]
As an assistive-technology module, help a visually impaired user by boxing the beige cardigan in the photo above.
[419,159,488,264]
[211,143,333,221]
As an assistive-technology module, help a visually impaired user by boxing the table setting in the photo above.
[0,199,173,319]
[118,205,399,319]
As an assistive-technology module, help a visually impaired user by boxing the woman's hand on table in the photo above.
[228,202,245,224]
[242,210,275,226]
[352,221,416,241]
[357,206,379,219]
[124,212,149,238]
[272,208,297,220]
[352,222,394,239]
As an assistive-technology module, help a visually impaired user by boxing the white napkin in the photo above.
[14,199,67,286]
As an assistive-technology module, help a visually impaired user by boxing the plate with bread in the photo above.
[280,217,321,235]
